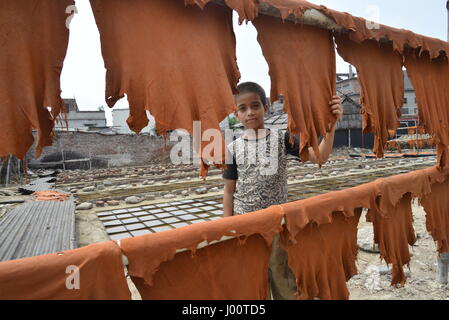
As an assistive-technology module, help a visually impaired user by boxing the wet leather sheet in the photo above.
[252,14,336,161]
[420,179,449,254]
[32,190,70,201]
[120,207,283,299]
[0,0,72,159]
[320,6,449,59]
[280,210,361,300]
[131,235,271,299]
[256,0,449,60]
[278,181,379,300]
[261,0,320,20]
[0,241,131,300]
[335,35,404,158]
[90,0,240,176]
[404,51,449,168]
[222,0,258,23]
[278,166,446,296]
[367,193,416,286]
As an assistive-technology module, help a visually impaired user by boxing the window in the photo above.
[402,108,409,115]
[403,97,408,104]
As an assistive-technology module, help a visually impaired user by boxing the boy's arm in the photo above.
[223,179,236,217]
[222,148,238,217]
[307,95,343,165]
[307,123,337,165]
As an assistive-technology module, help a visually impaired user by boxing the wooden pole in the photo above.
[17,159,21,184]
[211,0,346,32]
[5,155,11,186]
[348,128,351,148]
[62,150,66,171]
[210,0,429,48]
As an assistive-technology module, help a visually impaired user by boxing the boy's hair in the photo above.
[236,82,267,106]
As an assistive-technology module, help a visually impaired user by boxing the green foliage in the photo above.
[228,117,237,129]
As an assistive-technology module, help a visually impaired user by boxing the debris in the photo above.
[144,194,156,201]
[76,202,93,210]
[37,170,58,178]
[95,201,105,207]
[195,187,207,195]
[125,196,142,204]
[32,190,70,202]
[104,180,113,187]
[106,200,120,206]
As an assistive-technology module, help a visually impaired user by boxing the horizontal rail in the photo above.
[116,217,287,266]
[211,0,346,32]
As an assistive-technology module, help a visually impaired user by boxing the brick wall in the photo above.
[27,131,175,167]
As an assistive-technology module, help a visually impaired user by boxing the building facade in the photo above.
[112,109,156,135]
[56,98,107,130]
[336,71,419,120]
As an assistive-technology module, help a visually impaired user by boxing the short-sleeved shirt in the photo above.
[223,129,300,214]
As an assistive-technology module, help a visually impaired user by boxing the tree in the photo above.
[228,116,238,129]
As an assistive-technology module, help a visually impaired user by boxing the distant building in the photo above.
[56,98,107,130]
[336,71,363,131]
[270,96,283,115]
[402,72,419,119]
[337,70,419,120]
[112,108,156,135]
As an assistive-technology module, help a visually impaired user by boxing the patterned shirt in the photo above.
[223,129,300,214]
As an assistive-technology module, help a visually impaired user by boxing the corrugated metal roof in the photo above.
[18,177,56,195]
[0,194,76,262]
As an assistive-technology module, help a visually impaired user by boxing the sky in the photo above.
[60,0,449,125]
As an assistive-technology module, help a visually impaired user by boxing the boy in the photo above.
[222,82,342,299]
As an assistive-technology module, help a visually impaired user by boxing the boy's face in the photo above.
[235,92,267,130]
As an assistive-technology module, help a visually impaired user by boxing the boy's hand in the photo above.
[329,95,343,125]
